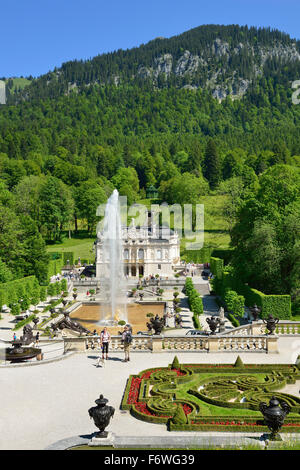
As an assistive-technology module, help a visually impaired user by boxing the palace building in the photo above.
[95,212,181,278]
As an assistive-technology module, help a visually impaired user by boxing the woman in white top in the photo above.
[100,327,111,360]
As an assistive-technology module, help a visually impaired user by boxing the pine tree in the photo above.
[203,139,221,189]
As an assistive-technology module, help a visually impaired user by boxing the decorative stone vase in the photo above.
[88,394,115,438]
[263,315,279,335]
[149,314,165,335]
[259,396,291,440]
[206,316,221,335]
[250,304,261,321]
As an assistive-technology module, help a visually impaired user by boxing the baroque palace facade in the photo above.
[96,214,181,278]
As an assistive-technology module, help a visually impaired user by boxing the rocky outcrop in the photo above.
[135,39,300,100]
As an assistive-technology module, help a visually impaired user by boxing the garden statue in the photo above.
[139,292,144,301]
[259,396,291,440]
[250,304,261,321]
[218,307,226,333]
[20,324,35,344]
[206,316,221,335]
[262,314,279,335]
[56,311,92,335]
[88,394,115,438]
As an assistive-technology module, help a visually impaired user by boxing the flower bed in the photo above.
[121,358,300,432]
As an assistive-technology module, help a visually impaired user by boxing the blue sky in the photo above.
[1,0,300,78]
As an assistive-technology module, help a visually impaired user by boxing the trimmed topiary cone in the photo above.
[171,404,187,425]
[171,356,180,369]
[234,356,245,368]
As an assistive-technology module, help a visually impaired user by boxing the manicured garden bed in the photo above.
[121,357,300,432]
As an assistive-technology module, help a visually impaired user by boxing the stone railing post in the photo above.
[207,336,220,352]
[151,335,163,353]
[266,335,279,354]
[250,321,264,336]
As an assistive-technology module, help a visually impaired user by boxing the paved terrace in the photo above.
[1,337,300,450]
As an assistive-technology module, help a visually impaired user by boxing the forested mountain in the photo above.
[4,24,300,103]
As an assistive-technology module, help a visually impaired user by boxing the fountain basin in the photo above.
[5,341,42,363]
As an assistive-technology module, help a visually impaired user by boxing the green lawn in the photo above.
[46,233,95,261]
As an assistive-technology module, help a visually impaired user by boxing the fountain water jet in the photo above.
[98,190,127,325]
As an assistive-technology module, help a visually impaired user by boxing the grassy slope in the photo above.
[5,77,32,92]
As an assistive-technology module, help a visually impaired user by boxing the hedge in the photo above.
[210,257,224,279]
[13,314,36,331]
[224,288,245,317]
[181,247,233,265]
[47,258,64,280]
[63,252,74,265]
[0,276,38,310]
[211,257,291,319]
[184,278,204,327]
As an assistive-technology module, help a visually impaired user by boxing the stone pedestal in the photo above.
[266,336,279,354]
[88,432,115,447]
[207,337,219,352]
[151,336,163,353]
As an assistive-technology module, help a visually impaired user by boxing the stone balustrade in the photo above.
[63,333,278,354]
[220,321,300,337]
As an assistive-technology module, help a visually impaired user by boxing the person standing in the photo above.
[122,325,132,362]
[100,327,111,360]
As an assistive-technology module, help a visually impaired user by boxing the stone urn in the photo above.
[73,293,78,300]
[88,394,115,438]
[206,316,221,335]
[263,315,279,335]
[32,317,39,329]
[259,396,291,440]
[150,314,164,335]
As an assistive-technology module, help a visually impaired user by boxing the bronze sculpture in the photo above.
[55,311,91,335]
[88,394,115,438]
